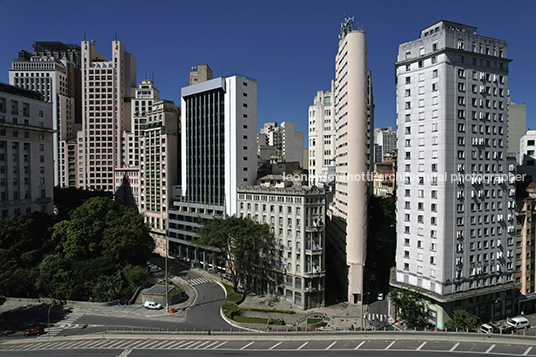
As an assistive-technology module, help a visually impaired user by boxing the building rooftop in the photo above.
[0,82,44,101]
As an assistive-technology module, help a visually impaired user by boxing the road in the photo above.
[2,336,536,356]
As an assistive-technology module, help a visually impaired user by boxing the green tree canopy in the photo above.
[36,197,154,301]
[0,213,55,297]
[390,287,430,328]
[444,309,478,330]
[196,216,279,292]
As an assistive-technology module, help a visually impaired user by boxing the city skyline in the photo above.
[1,0,535,146]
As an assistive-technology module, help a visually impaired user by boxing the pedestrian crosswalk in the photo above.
[36,308,86,339]
[189,277,212,286]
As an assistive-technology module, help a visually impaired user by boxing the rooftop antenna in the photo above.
[145,70,147,80]
[152,72,154,82]
[115,33,117,41]
[84,33,86,41]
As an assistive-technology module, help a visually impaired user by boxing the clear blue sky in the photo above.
[1,0,535,147]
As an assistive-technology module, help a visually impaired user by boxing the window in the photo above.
[458,69,465,78]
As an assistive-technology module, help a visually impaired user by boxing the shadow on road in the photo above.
[0,303,72,336]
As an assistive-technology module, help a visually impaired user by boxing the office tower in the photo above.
[167,67,257,261]
[258,121,303,165]
[0,83,54,217]
[326,17,373,306]
[308,80,335,185]
[237,177,326,309]
[9,41,82,187]
[374,127,397,162]
[507,97,527,163]
[140,99,180,252]
[518,130,536,182]
[126,79,160,168]
[394,21,516,328]
[78,40,136,191]
[514,183,536,297]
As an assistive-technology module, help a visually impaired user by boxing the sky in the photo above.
[1,0,535,147]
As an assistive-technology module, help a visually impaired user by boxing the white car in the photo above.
[143,301,162,310]
[377,292,384,301]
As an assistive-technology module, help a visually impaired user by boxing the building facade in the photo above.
[77,40,136,191]
[327,17,374,306]
[308,80,335,185]
[393,20,516,329]
[140,99,180,253]
[258,121,303,166]
[373,127,397,162]
[0,83,54,217]
[167,69,257,264]
[237,178,326,310]
[507,97,526,162]
[9,41,82,187]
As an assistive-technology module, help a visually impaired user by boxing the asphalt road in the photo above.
[3,337,536,356]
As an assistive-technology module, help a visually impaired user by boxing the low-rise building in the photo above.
[237,177,326,309]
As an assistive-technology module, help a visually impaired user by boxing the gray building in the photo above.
[0,83,54,217]
[237,178,326,310]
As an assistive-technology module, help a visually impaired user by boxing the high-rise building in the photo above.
[126,79,160,168]
[9,41,82,187]
[77,40,137,191]
[167,67,257,262]
[514,183,536,297]
[140,99,180,253]
[374,127,397,162]
[257,121,303,166]
[507,97,526,162]
[326,17,373,306]
[393,21,516,328]
[0,83,54,217]
[308,80,335,185]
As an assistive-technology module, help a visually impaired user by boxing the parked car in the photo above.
[24,326,45,336]
[143,301,162,310]
[377,292,384,301]
[506,316,530,329]
[480,323,495,334]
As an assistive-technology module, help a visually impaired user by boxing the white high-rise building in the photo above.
[308,80,335,185]
[168,68,257,262]
[394,21,516,328]
[9,42,82,187]
[78,40,136,191]
[326,17,373,306]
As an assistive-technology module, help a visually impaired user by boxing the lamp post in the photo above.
[165,234,169,312]
[47,300,54,340]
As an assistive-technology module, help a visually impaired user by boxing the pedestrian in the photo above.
[521,310,524,316]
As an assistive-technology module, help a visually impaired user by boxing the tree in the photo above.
[390,287,430,328]
[196,216,279,292]
[444,309,478,330]
[54,187,112,221]
[37,197,154,301]
[0,212,55,297]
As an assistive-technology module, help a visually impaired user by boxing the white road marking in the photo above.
[213,341,228,349]
[117,349,132,357]
[485,344,496,353]
[326,341,336,350]
[240,342,255,350]
[269,342,282,350]
[203,341,220,349]
[523,346,533,355]
[385,341,396,350]
[298,342,309,350]
[194,341,210,349]
[355,341,366,350]
[450,342,460,351]
[417,342,427,350]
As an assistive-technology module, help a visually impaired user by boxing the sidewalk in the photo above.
[189,266,373,330]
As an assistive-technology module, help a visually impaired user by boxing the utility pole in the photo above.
[165,236,169,312]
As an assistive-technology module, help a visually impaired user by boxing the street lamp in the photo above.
[165,234,169,312]
[47,300,54,340]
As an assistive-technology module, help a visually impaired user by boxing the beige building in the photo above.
[515,182,536,295]
[77,40,136,191]
[237,177,326,309]
[0,83,54,217]
[327,17,373,306]
[140,100,180,253]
